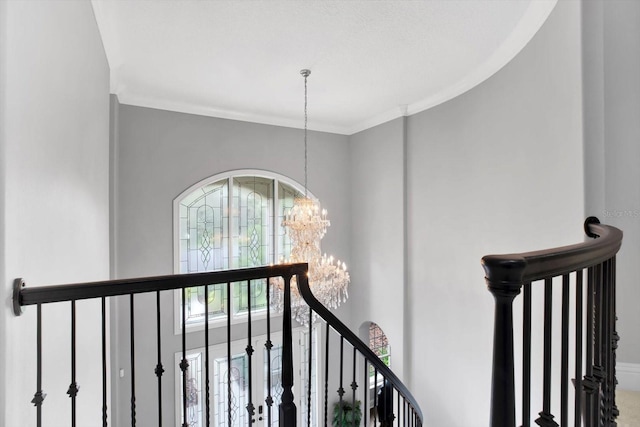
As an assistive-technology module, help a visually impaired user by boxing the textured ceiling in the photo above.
[92,0,557,135]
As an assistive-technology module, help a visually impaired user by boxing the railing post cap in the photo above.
[481,255,526,293]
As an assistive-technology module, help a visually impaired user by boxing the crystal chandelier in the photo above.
[271,69,350,324]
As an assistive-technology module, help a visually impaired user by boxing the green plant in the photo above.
[332,400,362,427]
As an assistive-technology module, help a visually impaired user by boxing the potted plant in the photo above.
[332,400,362,427]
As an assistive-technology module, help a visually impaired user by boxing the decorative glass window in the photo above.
[174,171,305,330]
[369,322,390,381]
[176,329,317,427]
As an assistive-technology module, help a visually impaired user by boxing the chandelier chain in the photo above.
[303,71,308,197]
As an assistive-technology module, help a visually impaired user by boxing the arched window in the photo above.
[369,322,391,382]
[174,170,305,326]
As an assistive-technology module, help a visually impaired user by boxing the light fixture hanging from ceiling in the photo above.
[271,69,350,324]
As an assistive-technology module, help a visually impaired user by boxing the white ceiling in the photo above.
[92,0,557,135]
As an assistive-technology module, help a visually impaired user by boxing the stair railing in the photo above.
[482,217,623,427]
[296,271,424,427]
[13,259,423,426]
[13,264,308,427]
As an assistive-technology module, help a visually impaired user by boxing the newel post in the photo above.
[482,256,526,427]
[279,274,297,426]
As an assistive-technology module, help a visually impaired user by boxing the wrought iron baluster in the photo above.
[130,294,137,427]
[307,309,313,427]
[574,270,583,427]
[180,288,188,427]
[102,297,108,427]
[561,274,570,427]
[265,279,273,427]
[373,369,378,427]
[32,303,45,427]
[593,263,604,426]
[611,257,620,423]
[535,278,558,427]
[351,348,357,427]
[246,280,255,424]
[363,358,368,427]
[601,260,611,424]
[324,323,330,427]
[155,291,164,427]
[227,282,232,427]
[523,282,532,427]
[204,285,210,427]
[338,336,345,423]
[68,300,79,427]
[583,266,596,427]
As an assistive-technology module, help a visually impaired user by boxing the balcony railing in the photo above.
[483,217,623,427]
[13,262,422,426]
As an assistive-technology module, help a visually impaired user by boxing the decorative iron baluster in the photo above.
[180,288,188,427]
[363,359,368,427]
[227,282,232,427]
[583,266,598,426]
[102,297,108,427]
[307,309,313,427]
[205,285,210,427]
[68,300,79,427]
[32,303,45,427]
[574,270,583,427]
[246,280,255,424]
[373,369,378,427]
[324,323,330,427]
[593,263,604,426]
[130,294,137,427]
[523,282,532,427]
[351,348,357,427]
[601,260,611,424]
[561,274,570,427]
[535,278,558,427]
[610,257,620,424]
[155,291,164,427]
[266,279,274,427]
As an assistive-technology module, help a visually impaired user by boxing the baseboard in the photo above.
[617,362,640,391]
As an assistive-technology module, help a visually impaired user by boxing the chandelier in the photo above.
[271,69,350,324]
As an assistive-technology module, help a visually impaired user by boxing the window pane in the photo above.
[232,177,273,268]
[185,284,228,324]
[233,278,269,315]
[179,179,229,323]
[181,179,229,273]
[179,352,203,427]
[277,183,303,262]
[214,353,250,427]
[264,344,283,427]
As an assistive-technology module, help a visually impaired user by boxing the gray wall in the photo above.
[349,2,585,425]
[349,117,407,381]
[111,103,351,425]
[583,0,640,370]
[0,1,110,425]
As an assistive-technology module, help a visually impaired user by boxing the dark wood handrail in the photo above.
[482,217,622,287]
[13,264,308,315]
[296,271,424,424]
[482,217,623,427]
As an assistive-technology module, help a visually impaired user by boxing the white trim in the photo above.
[116,93,351,135]
[617,362,640,391]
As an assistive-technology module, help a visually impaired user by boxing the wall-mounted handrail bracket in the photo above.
[13,278,25,316]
